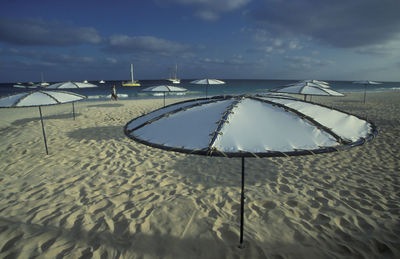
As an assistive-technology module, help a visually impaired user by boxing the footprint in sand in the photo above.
[40,237,58,252]
[1,233,23,253]
[262,200,277,210]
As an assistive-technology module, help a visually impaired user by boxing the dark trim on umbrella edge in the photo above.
[124,129,376,158]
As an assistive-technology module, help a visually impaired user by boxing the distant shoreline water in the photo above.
[1,79,399,101]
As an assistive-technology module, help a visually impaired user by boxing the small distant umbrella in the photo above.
[13,84,39,89]
[142,85,187,107]
[46,81,98,89]
[273,81,343,101]
[125,95,377,248]
[0,90,86,155]
[46,81,97,119]
[190,79,225,98]
[352,80,381,104]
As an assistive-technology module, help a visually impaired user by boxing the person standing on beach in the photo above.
[111,84,118,101]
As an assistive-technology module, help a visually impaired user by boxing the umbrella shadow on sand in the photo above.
[67,126,125,141]
[0,216,295,258]
[87,103,124,108]
[165,155,281,189]
[11,113,83,126]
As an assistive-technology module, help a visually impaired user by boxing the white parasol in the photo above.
[352,80,381,104]
[190,79,225,98]
[293,79,331,88]
[0,90,86,155]
[142,85,187,107]
[46,81,98,89]
[124,94,377,248]
[273,81,343,101]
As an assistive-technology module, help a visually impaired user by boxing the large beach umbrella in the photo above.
[294,80,330,88]
[0,90,86,155]
[273,81,343,101]
[142,85,187,107]
[190,79,225,98]
[124,95,377,248]
[352,80,381,104]
[46,81,98,89]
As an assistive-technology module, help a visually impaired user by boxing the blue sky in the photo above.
[1,0,400,83]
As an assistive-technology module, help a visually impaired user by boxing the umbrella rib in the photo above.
[39,90,62,104]
[250,96,347,144]
[207,96,241,153]
[12,92,30,107]
[300,83,309,94]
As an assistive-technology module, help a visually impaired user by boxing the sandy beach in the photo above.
[0,92,399,258]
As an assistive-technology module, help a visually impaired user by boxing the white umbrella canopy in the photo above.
[293,79,330,88]
[0,90,85,107]
[353,80,382,104]
[190,79,225,98]
[190,79,226,85]
[273,81,343,100]
[13,84,39,89]
[46,81,98,89]
[0,90,86,154]
[142,85,188,107]
[125,95,377,247]
[353,80,381,85]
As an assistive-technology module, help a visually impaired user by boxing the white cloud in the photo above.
[355,37,400,56]
[0,18,101,46]
[285,55,333,70]
[195,10,219,22]
[244,28,304,55]
[248,0,400,48]
[106,35,192,56]
[159,0,251,21]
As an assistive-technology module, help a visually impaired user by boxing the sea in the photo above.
[1,79,400,101]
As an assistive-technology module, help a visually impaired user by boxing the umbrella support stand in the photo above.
[239,157,245,248]
[38,106,49,155]
[72,102,76,120]
[363,85,367,104]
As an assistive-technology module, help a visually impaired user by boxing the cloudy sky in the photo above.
[1,0,400,83]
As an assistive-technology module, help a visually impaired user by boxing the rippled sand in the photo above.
[0,92,399,258]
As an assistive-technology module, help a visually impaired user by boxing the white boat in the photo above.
[167,64,180,84]
[99,80,105,83]
[40,72,49,86]
[122,64,141,86]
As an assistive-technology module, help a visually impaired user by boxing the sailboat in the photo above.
[122,64,141,86]
[167,64,180,84]
[40,72,49,86]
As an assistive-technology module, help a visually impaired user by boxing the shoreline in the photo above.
[0,91,399,258]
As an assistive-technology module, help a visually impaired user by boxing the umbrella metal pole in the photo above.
[239,156,245,248]
[72,102,76,120]
[38,106,49,155]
